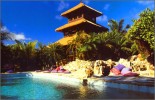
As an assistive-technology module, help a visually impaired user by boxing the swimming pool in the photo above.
[1,73,154,99]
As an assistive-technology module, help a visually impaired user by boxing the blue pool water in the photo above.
[1,73,154,99]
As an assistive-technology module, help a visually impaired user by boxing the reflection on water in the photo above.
[79,85,88,98]
[1,77,154,99]
[1,78,27,86]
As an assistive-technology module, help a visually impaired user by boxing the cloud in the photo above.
[97,15,108,23]
[1,26,31,41]
[55,15,63,20]
[137,1,153,5]
[128,4,154,20]
[103,4,110,10]
[9,33,31,41]
[137,1,154,9]
[126,3,153,23]
[57,1,69,11]
[1,26,8,32]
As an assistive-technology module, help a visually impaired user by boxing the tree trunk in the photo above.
[135,39,151,58]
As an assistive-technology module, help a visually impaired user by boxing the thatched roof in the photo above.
[55,34,77,45]
[61,2,102,17]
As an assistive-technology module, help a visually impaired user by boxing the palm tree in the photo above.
[77,33,99,60]
[108,19,130,33]
[0,22,12,42]
[1,23,14,71]
[48,43,66,63]
[24,41,37,70]
[95,32,115,60]
[106,19,133,59]
[36,42,47,69]
[1,44,14,72]
[36,42,67,70]
[10,40,37,71]
[67,31,91,60]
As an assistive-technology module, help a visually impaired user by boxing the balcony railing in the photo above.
[68,17,83,23]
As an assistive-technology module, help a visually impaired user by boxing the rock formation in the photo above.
[63,55,154,79]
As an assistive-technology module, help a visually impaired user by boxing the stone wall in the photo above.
[63,59,115,79]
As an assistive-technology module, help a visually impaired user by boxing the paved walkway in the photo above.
[90,76,154,87]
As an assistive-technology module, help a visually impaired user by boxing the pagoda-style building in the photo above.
[56,2,108,40]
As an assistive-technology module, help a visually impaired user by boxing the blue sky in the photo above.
[1,0,154,45]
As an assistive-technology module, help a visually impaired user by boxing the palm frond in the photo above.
[118,19,124,32]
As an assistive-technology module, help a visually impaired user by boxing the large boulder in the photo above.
[93,60,104,77]
[104,59,116,69]
[93,60,112,77]
[63,59,94,78]
[129,54,154,77]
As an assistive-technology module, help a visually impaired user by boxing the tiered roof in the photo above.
[55,32,90,45]
[56,18,106,32]
[55,34,76,45]
[61,2,102,17]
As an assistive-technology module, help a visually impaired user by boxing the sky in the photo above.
[1,0,154,45]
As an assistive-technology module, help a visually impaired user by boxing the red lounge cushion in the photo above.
[55,67,60,71]
[51,70,57,73]
[110,68,121,75]
[58,69,71,73]
[123,72,139,77]
[58,69,66,73]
